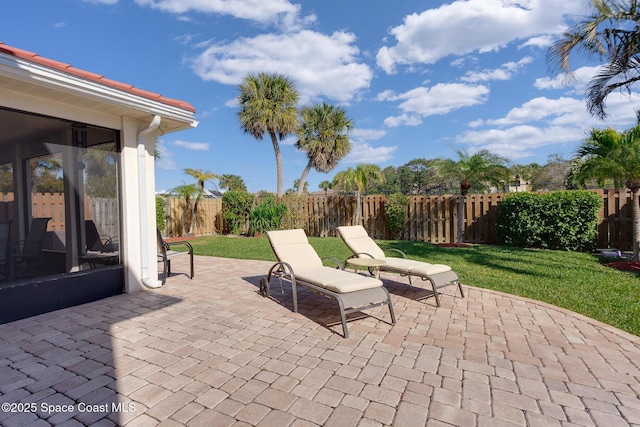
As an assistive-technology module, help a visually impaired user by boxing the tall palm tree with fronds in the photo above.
[237,72,300,197]
[568,123,640,260]
[547,0,640,119]
[295,102,353,196]
[319,180,332,195]
[184,168,220,234]
[434,149,509,243]
[333,164,385,225]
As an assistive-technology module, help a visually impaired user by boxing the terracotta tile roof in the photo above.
[0,42,196,113]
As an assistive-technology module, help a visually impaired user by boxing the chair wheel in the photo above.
[259,278,269,297]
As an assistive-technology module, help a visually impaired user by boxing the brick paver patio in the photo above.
[2,255,640,426]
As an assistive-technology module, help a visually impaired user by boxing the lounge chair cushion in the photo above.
[335,226,386,259]
[296,267,383,294]
[267,229,323,272]
[337,226,452,276]
[382,257,451,275]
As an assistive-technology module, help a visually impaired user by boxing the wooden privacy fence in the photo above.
[163,197,223,237]
[164,190,635,249]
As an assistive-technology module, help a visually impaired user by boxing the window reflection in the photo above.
[0,122,121,285]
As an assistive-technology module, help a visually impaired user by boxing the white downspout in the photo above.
[138,115,162,289]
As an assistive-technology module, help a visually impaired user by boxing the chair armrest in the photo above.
[166,240,193,254]
[387,248,407,259]
[321,256,344,270]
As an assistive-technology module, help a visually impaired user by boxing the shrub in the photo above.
[222,190,253,235]
[248,194,287,236]
[156,197,166,233]
[385,193,409,238]
[280,194,308,230]
[496,190,601,251]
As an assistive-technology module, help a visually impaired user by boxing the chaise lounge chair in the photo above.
[337,225,464,306]
[261,229,396,338]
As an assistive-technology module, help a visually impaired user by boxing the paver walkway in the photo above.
[1,255,640,426]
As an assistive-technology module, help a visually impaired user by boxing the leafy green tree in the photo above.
[547,0,640,118]
[0,164,12,193]
[220,174,247,192]
[84,147,118,198]
[528,155,573,191]
[184,168,220,234]
[237,72,300,197]
[30,156,63,194]
[295,102,353,195]
[290,179,308,194]
[569,123,640,259]
[333,164,385,225]
[434,149,509,243]
[399,158,438,194]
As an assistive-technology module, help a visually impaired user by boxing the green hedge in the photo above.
[496,191,601,251]
[222,190,253,235]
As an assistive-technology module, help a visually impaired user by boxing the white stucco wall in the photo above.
[120,116,160,293]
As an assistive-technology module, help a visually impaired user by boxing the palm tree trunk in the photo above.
[297,161,312,196]
[633,188,640,261]
[188,196,200,235]
[270,131,283,197]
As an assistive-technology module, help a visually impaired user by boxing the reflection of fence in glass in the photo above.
[0,193,118,237]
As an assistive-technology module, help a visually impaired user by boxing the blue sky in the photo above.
[4,0,640,193]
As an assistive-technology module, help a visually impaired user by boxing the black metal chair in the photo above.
[85,220,118,252]
[14,217,51,275]
[157,229,194,285]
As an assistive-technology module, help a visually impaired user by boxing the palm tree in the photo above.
[568,123,640,260]
[219,174,247,192]
[171,182,198,237]
[237,72,300,197]
[295,102,353,196]
[546,0,640,119]
[184,168,220,235]
[434,149,509,243]
[333,164,385,225]
[319,180,332,195]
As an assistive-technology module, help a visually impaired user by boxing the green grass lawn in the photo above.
[181,234,640,336]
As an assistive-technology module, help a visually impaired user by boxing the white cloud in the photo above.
[155,140,178,171]
[461,56,532,83]
[190,30,372,103]
[376,0,584,73]
[339,128,396,164]
[342,141,397,164]
[456,91,640,161]
[173,140,210,151]
[533,65,602,93]
[380,83,490,127]
[134,0,314,29]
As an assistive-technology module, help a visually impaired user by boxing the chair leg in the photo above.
[431,279,441,307]
[457,281,464,298]
[189,253,194,279]
[336,297,349,338]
